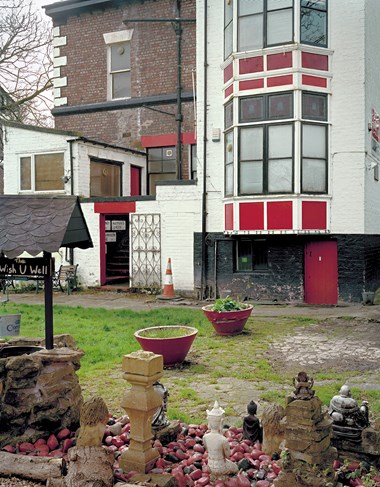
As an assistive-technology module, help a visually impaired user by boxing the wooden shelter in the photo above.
[0,195,93,348]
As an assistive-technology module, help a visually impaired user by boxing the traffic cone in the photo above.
[158,258,179,300]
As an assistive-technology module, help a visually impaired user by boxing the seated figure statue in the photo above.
[243,400,263,443]
[292,371,315,400]
[329,385,370,440]
[203,401,238,479]
[152,381,170,431]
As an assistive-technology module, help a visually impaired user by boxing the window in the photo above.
[103,30,133,100]
[237,93,294,195]
[190,145,197,180]
[236,239,268,271]
[224,0,233,59]
[148,147,177,195]
[237,0,293,52]
[302,92,327,121]
[225,131,234,196]
[300,0,327,47]
[20,153,64,192]
[90,159,121,197]
[225,101,234,129]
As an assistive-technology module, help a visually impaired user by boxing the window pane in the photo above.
[238,0,263,15]
[269,93,293,119]
[224,22,233,59]
[111,43,130,71]
[240,97,264,122]
[238,15,263,51]
[225,0,233,26]
[148,148,163,161]
[148,161,163,173]
[301,8,327,45]
[253,240,268,269]
[267,9,293,45]
[303,124,326,158]
[90,161,121,197]
[162,147,176,160]
[112,71,131,99]
[237,240,253,271]
[225,101,233,129]
[268,124,292,158]
[240,160,263,193]
[302,158,326,192]
[35,153,64,191]
[302,93,327,121]
[20,157,31,190]
[225,162,234,196]
[268,0,293,10]
[301,0,326,11]
[240,127,263,160]
[225,131,234,164]
[268,158,292,192]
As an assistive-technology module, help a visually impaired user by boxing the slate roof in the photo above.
[0,195,93,258]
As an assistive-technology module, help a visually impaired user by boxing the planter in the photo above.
[134,326,198,366]
[202,304,253,336]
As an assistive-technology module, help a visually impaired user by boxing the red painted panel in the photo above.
[304,241,338,304]
[239,56,264,74]
[225,85,233,97]
[302,74,327,88]
[239,202,264,230]
[267,75,293,87]
[225,203,234,230]
[130,166,141,196]
[239,79,264,91]
[267,52,292,70]
[141,132,196,147]
[302,52,329,71]
[224,63,233,83]
[94,201,136,214]
[302,201,327,230]
[267,201,293,229]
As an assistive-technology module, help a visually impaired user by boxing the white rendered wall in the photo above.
[364,0,380,233]
[329,0,366,235]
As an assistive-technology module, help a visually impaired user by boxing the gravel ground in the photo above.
[0,477,44,486]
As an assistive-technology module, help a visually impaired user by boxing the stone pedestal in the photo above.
[119,351,163,474]
[274,396,337,487]
[332,426,380,467]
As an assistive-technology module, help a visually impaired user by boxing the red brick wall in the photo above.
[53,0,196,179]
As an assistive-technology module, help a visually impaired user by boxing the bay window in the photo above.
[301,124,327,193]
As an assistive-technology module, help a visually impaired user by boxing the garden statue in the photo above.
[203,401,238,479]
[328,385,370,440]
[291,371,315,400]
[152,380,170,431]
[243,400,263,443]
[76,396,109,447]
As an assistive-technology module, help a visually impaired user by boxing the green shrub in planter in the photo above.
[210,296,247,312]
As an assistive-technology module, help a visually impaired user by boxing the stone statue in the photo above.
[203,401,238,479]
[243,400,263,443]
[291,371,315,400]
[76,396,109,447]
[152,381,170,431]
[329,385,370,439]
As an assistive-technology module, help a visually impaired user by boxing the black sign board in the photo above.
[0,257,53,278]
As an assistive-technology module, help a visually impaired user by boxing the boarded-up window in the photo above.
[90,160,121,197]
[19,153,64,192]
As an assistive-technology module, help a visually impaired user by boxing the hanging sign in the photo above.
[0,257,52,277]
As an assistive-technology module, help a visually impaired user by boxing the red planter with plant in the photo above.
[202,297,253,336]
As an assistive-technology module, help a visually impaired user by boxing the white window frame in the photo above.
[19,152,66,193]
[103,30,134,101]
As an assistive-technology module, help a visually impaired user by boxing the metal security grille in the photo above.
[130,214,161,289]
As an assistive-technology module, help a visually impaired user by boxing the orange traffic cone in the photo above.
[158,258,179,300]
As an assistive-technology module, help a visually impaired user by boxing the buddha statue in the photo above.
[243,400,263,443]
[152,380,170,431]
[203,401,238,479]
[291,371,315,400]
[328,385,370,440]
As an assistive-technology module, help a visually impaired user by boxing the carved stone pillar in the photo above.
[119,351,163,473]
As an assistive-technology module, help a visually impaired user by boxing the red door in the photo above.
[304,241,338,304]
[130,166,141,196]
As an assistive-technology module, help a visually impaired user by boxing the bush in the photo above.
[210,296,247,312]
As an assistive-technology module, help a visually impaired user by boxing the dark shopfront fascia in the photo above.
[194,233,380,304]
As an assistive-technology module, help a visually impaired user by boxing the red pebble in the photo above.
[49,449,63,458]
[19,442,35,453]
[111,436,124,448]
[185,474,195,486]
[258,454,271,462]
[175,449,188,460]
[62,438,73,452]
[47,434,59,451]
[271,462,281,475]
[195,477,210,487]
[172,470,186,487]
[225,478,239,487]
[2,445,16,453]
[34,439,47,447]
[250,450,264,460]
[186,438,196,448]
[237,472,251,487]
[37,447,50,457]
[256,481,270,487]
[193,444,205,453]
[190,469,203,481]
[57,428,71,440]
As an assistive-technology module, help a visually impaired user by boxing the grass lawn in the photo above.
[1,302,380,425]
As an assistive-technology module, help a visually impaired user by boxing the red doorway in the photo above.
[130,166,141,196]
[304,240,338,305]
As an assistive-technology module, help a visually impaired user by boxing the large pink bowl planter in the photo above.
[134,326,198,366]
[202,304,253,336]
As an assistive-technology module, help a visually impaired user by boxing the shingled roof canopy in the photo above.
[0,195,93,258]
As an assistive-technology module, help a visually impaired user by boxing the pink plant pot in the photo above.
[134,326,198,366]
[202,305,253,336]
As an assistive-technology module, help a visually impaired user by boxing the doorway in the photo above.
[304,240,338,305]
[104,215,130,285]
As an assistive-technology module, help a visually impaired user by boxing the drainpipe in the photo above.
[200,0,208,299]
[68,139,74,265]
[175,0,183,179]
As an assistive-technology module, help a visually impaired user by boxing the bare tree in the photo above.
[0,0,53,126]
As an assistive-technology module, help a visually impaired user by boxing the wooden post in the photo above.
[44,252,54,350]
